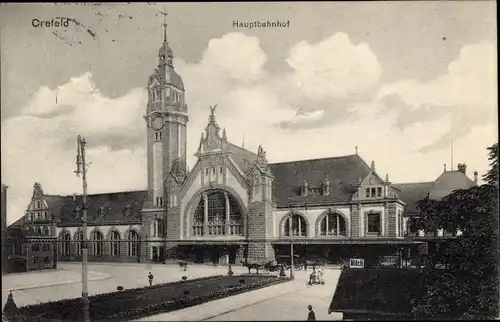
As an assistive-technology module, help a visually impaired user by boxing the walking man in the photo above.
[307,305,316,321]
[148,271,154,286]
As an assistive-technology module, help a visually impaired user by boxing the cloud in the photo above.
[375,41,497,152]
[3,32,497,226]
[1,73,147,224]
[286,32,382,102]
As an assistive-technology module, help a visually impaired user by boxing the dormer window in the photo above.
[301,181,308,197]
[322,177,331,196]
[35,201,41,209]
[365,186,383,198]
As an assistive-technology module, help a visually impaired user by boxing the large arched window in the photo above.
[192,190,243,236]
[59,231,71,256]
[320,212,347,236]
[109,230,121,256]
[128,230,140,257]
[283,213,307,237]
[74,231,83,255]
[91,230,103,256]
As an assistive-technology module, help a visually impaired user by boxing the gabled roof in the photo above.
[43,195,67,218]
[227,143,258,174]
[428,170,475,200]
[268,154,372,207]
[58,190,147,226]
[392,182,434,215]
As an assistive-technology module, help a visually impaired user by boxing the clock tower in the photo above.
[144,20,188,208]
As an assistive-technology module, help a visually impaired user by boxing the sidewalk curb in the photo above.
[3,273,112,292]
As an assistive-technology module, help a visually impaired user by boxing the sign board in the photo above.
[349,258,365,268]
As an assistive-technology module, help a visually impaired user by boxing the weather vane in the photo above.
[209,104,218,115]
[159,4,168,42]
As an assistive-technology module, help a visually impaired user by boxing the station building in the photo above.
[10,24,477,266]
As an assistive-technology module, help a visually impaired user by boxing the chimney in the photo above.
[457,163,467,175]
[474,171,478,184]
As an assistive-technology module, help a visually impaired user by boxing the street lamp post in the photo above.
[288,198,294,280]
[75,135,90,322]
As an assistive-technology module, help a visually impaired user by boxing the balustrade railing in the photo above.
[192,220,243,236]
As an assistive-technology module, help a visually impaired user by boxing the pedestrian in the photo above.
[148,271,154,286]
[307,304,316,321]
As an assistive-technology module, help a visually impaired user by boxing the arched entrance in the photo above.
[182,189,245,264]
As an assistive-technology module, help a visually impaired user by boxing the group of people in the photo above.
[307,267,325,285]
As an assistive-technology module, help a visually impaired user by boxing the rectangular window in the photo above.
[365,188,370,198]
[33,256,39,264]
[32,243,40,252]
[43,256,50,264]
[156,90,162,101]
[371,188,376,198]
[35,201,41,209]
[36,212,41,220]
[30,213,34,221]
[377,187,382,197]
[155,131,162,141]
[159,197,163,207]
[220,166,223,175]
[205,168,209,176]
[367,213,381,234]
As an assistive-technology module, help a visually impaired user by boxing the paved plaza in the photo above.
[2,262,342,321]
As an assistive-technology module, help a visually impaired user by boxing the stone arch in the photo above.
[124,228,141,257]
[183,184,248,238]
[58,229,72,257]
[89,227,105,256]
[106,226,122,240]
[107,227,121,257]
[315,209,349,237]
[73,228,83,239]
[73,229,84,256]
[279,211,310,237]
[124,227,141,240]
[59,228,71,239]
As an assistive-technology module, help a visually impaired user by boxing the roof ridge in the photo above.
[49,189,148,198]
[393,181,434,185]
[269,154,360,165]
[227,142,257,156]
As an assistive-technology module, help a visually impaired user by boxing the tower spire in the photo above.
[161,6,168,43]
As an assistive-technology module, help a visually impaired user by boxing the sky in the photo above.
[0,2,497,225]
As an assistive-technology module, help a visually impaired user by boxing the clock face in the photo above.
[151,116,164,130]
